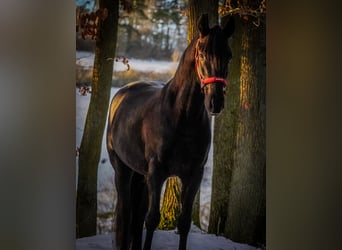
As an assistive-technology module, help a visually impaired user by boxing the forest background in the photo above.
[77,0,188,60]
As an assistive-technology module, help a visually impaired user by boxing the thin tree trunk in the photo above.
[76,0,119,238]
[158,177,182,230]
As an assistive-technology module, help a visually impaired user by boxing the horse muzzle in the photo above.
[203,80,226,116]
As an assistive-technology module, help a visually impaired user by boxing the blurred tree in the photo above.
[208,0,266,246]
[187,0,218,43]
[115,0,187,59]
[151,0,181,51]
[76,0,188,59]
[76,0,119,238]
[119,0,149,55]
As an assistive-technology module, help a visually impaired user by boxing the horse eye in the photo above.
[198,53,205,60]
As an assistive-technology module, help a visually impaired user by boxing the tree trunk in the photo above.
[158,177,182,230]
[209,3,266,244]
[225,16,266,246]
[187,0,218,43]
[76,0,119,238]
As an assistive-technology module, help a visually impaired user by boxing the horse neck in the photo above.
[161,39,207,124]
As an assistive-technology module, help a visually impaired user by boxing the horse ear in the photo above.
[198,13,209,37]
[222,16,235,38]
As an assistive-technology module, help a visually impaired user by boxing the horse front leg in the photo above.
[143,158,166,250]
[178,169,203,250]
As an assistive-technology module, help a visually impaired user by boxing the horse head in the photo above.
[195,13,235,116]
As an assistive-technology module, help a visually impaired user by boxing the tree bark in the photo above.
[209,3,265,244]
[187,0,218,43]
[225,16,266,246]
[76,0,119,238]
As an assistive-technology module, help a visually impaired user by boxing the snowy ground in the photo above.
[76,225,260,250]
[76,51,178,73]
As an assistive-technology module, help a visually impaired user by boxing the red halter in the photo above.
[194,39,228,90]
[201,77,227,87]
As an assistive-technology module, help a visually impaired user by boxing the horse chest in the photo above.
[159,128,210,175]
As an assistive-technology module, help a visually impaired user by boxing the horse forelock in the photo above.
[200,26,232,77]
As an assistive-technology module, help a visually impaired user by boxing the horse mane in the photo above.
[161,25,224,121]
[159,36,204,122]
[161,24,226,100]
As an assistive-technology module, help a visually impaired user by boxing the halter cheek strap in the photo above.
[195,39,228,90]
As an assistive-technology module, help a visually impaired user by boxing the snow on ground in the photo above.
[76,51,177,73]
[76,225,260,250]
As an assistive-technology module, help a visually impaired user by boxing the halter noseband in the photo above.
[195,39,228,90]
[201,77,227,88]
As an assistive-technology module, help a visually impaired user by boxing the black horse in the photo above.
[107,14,234,250]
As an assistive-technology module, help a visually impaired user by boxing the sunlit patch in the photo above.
[108,92,126,126]
[107,92,127,151]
